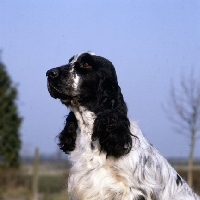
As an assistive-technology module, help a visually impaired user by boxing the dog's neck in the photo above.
[70,106,96,134]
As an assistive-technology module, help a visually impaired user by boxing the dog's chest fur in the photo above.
[67,107,134,200]
[66,108,199,200]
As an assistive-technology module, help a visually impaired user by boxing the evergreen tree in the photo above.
[0,60,22,168]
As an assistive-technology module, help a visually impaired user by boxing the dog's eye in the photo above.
[81,62,91,68]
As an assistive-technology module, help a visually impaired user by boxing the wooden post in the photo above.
[32,147,39,200]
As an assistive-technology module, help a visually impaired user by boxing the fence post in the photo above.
[32,147,39,200]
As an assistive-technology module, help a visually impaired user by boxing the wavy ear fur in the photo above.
[92,108,132,158]
[92,61,132,157]
[58,111,78,153]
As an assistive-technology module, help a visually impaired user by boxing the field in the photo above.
[0,159,200,200]
[0,159,69,200]
[176,166,200,194]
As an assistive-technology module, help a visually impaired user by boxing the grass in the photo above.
[38,175,67,194]
[176,167,200,195]
[0,168,69,200]
[0,164,200,199]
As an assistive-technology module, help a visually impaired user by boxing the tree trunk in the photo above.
[187,131,195,187]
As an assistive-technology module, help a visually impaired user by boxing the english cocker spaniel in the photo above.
[46,52,199,200]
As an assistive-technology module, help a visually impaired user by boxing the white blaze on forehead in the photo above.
[87,51,96,56]
[73,73,80,89]
[70,51,96,90]
[70,51,96,64]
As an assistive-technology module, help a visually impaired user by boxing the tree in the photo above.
[0,59,22,168]
[165,69,200,187]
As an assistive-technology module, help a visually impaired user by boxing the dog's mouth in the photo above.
[47,81,68,99]
[47,81,81,106]
[47,81,61,97]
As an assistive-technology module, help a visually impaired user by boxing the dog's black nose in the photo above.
[46,68,59,79]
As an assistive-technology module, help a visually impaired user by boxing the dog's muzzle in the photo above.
[46,68,63,99]
[46,67,78,106]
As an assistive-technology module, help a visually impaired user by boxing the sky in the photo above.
[0,0,200,158]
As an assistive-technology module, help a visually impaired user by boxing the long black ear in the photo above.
[58,111,78,153]
[92,107,132,158]
[92,58,132,157]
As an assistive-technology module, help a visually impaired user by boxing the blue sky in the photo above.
[0,0,200,158]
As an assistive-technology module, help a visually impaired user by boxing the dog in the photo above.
[46,52,200,200]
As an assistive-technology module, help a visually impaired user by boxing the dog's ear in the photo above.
[93,74,132,157]
[92,108,132,158]
[94,58,127,113]
[58,111,78,153]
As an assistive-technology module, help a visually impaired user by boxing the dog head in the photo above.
[46,52,124,112]
[46,52,132,157]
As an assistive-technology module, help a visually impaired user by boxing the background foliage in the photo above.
[0,61,22,168]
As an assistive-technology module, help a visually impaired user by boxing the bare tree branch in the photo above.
[164,67,200,187]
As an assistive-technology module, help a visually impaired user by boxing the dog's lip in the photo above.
[47,81,63,99]
[61,94,80,101]
[47,81,79,101]
[47,81,61,93]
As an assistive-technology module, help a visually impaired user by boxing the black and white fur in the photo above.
[46,52,199,200]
